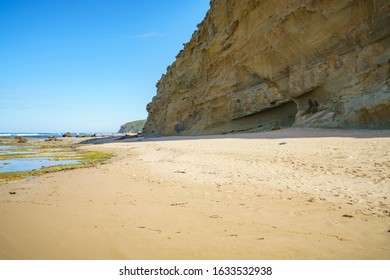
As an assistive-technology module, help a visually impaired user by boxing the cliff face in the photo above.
[144,0,390,136]
[118,119,146,134]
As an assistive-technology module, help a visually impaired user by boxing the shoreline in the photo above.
[0,128,389,259]
[0,137,112,183]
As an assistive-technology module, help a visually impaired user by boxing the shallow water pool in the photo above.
[0,145,38,155]
[0,158,79,173]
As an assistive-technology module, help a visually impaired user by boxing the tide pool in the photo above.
[0,158,79,173]
[0,145,79,173]
[0,146,37,155]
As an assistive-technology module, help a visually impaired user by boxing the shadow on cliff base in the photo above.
[79,128,390,145]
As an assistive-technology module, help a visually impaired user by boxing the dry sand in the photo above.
[0,128,389,259]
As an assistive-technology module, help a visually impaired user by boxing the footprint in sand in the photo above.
[209,214,222,219]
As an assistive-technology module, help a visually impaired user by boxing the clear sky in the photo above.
[0,0,209,133]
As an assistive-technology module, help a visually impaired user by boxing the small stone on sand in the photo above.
[342,215,354,218]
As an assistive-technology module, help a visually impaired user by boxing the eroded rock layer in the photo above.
[144,0,390,136]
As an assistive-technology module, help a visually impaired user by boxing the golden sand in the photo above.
[0,128,389,259]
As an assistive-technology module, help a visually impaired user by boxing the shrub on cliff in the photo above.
[118,119,146,134]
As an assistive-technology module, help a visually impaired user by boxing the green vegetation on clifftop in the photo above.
[118,119,146,133]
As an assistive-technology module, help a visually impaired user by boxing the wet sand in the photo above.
[0,128,389,259]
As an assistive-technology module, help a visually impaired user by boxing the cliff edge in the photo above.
[144,0,390,136]
[118,119,146,134]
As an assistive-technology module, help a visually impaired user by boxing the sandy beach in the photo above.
[0,128,389,259]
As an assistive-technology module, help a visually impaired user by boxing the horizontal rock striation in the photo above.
[144,0,390,136]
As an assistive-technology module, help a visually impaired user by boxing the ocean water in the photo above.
[0,132,105,139]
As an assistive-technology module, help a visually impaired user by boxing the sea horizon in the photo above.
[0,132,116,139]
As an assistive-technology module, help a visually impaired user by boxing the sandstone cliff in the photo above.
[144,0,390,136]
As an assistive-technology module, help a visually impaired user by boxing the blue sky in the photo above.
[0,0,209,133]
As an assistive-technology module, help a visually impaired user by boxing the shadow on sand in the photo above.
[79,128,390,145]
